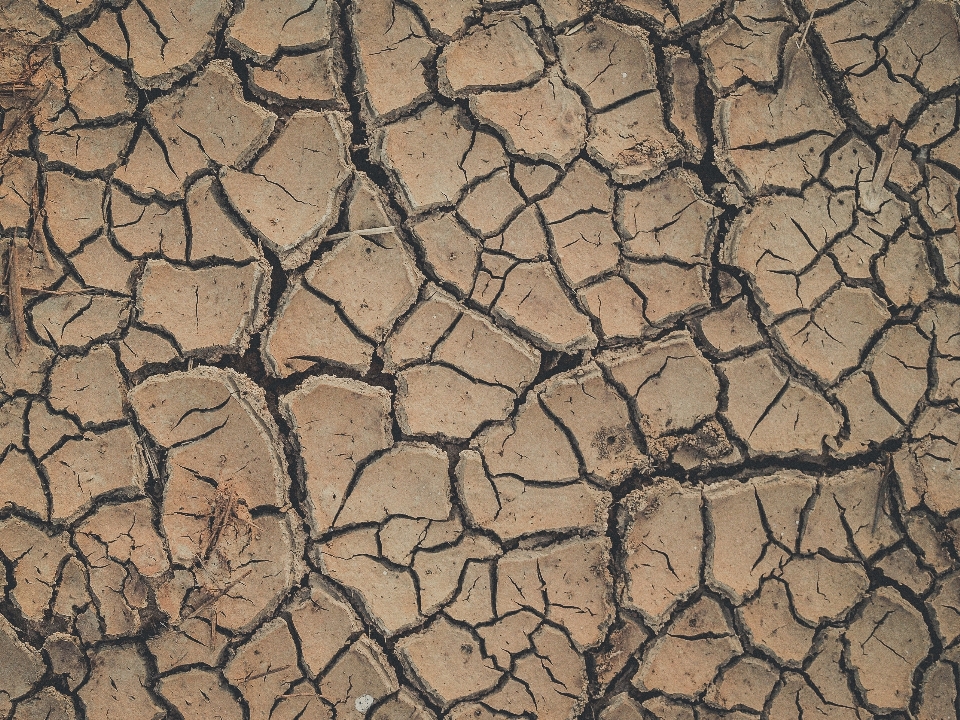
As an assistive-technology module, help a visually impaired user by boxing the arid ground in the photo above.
[1,0,960,718]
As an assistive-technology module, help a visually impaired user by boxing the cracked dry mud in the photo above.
[2,1,960,719]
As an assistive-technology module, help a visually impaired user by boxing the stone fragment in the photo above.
[83,0,229,89]
[439,16,544,96]
[352,0,433,119]
[737,579,814,667]
[221,110,351,268]
[0,616,45,718]
[557,19,656,110]
[227,0,334,62]
[264,282,374,377]
[78,644,163,720]
[137,259,268,359]
[587,91,684,183]
[396,617,503,708]
[621,480,703,628]
[158,668,244,720]
[281,375,392,535]
[634,597,742,699]
[493,261,597,352]
[845,586,932,713]
[470,72,587,164]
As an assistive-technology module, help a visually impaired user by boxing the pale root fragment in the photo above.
[621,480,703,628]
[470,72,587,165]
[221,110,351,269]
[137,259,269,359]
[307,198,422,341]
[281,375,392,535]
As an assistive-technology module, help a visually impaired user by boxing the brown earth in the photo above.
[1,0,960,718]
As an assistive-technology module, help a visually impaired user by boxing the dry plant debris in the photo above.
[1,1,960,719]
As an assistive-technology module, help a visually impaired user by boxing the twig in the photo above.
[796,0,823,50]
[325,226,395,241]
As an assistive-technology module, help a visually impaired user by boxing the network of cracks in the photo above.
[1,0,960,718]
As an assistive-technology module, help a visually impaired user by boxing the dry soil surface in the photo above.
[1,0,960,718]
